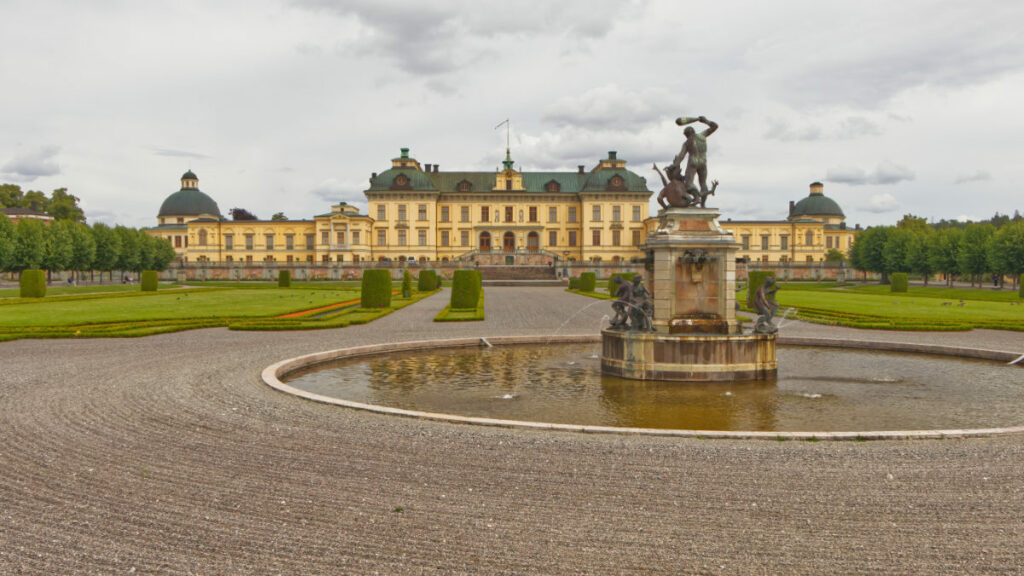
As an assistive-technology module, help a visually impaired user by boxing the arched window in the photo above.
[527,231,539,251]
[479,231,492,252]
[502,231,516,252]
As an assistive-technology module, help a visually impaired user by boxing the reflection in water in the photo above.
[285,344,1023,432]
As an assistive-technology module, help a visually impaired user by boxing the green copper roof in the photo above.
[368,168,649,194]
[158,187,222,217]
[791,193,845,218]
[367,168,438,192]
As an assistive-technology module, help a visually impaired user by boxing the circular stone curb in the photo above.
[261,334,1024,441]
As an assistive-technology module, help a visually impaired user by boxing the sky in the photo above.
[2,0,1023,229]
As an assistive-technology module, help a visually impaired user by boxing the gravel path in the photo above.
[1,287,1022,575]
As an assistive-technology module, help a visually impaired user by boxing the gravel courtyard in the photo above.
[1,287,1022,575]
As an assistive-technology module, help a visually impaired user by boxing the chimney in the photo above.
[433,164,439,173]
[608,151,617,160]
[400,147,409,159]
[578,165,585,174]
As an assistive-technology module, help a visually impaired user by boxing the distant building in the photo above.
[0,206,54,224]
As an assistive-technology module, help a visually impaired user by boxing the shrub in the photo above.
[401,269,412,297]
[451,269,481,308]
[607,272,636,295]
[361,269,392,308]
[278,270,291,288]
[417,270,438,291]
[746,271,775,308]
[890,272,909,293]
[579,272,596,292]
[19,269,46,298]
[568,276,579,290]
[141,270,159,292]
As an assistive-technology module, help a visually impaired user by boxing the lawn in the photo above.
[0,283,182,298]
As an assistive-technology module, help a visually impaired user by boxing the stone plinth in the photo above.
[601,329,777,381]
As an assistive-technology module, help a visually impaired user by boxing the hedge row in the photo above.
[890,272,909,293]
[19,269,46,298]
[451,269,482,309]
[578,272,596,292]
[141,270,159,292]
[278,270,291,288]
[361,269,392,308]
[746,271,775,308]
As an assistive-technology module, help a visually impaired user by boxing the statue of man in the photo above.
[672,116,718,198]
[753,276,780,334]
[630,275,654,332]
[609,275,633,330]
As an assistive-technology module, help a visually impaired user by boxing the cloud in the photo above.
[825,161,914,186]
[1,145,61,181]
[543,85,677,130]
[149,147,211,159]
[954,170,992,184]
[309,178,364,203]
[763,118,822,141]
[763,115,881,142]
[836,116,882,139]
[861,193,900,213]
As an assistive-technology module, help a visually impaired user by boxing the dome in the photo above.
[158,187,221,218]
[790,183,844,219]
[182,170,198,181]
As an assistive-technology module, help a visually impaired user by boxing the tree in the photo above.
[270,212,288,221]
[0,214,14,271]
[0,184,24,208]
[91,223,121,281]
[13,218,46,271]
[849,226,892,281]
[42,220,73,275]
[824,249,846,264]
[957,222,995,287]
[904,227,935,285]
[927,227,962,287]
[883,227,914,274]
[229,208,258,221]
[150,236,176,270]
[114,225,140,277]
[21,190,49,212]
[48,188,86,222]
[987,221,1024,290]
[65,221,96,281]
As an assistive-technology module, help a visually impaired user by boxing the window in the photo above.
[592,205,601,222]
[322,255,330,263]
[352,231,360,245]
[225,255,233,262]
[632,206,642,222]
[760,235,769,250]
[806,255,814,262]
[305,234,314,250]
[548,206,558,222]
[780,255,789,263]
[198,229,208,246]
[441,230,449,247]
[377,205,386,221]
[245,234,254,250]
[460,206,470,222]
[780,235,789,251]
[377,229,387,246]
[612,230,621,246]
[174,236,182,248]
[481,206,490,222]
[418,229,427,246]
[568,231,577,247]
[568,207,577,223]
[461,230,469,247]
[440,206,450,222]
[286,255,294,263]
[549,230,558,247]
[529,206,537,222]
[458,181,471,193]
[398,230,407,246]
[265,234,274,250]
[285,234,295,250]
[805,230,814,246]
[506,179,512,190]
[418,204,427,221]
[592,230,601,246]
[224,235,234,250]
[632,230,642,245]
[336,231,346,245]
[505,206,513,222]
[741,235,750,250]
[612,206,621,222]
[321,231,329,245]
[546,181,560,193]
[397,205,407,221]
[826,236,833,249]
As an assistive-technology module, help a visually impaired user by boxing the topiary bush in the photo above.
[579,272,596,292]
[401,269,412,297]
[141,270,159,292]
[19,269,46,298]
[568,276,578,290]
[451,269,481,309]
[361,269,392,308]
[746,271,775,308]
[607,272,636,295]
[278,270,291,288]
[890,272,909,293]
[417,270,436,291]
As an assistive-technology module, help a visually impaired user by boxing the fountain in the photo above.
[601,116,777,381]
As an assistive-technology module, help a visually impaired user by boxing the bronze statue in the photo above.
[753,277,779,334]
[672,115,718,199]
[653,163,699,208]
[609,275,632,330]
[630,276,654,332]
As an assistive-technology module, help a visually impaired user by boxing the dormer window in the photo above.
[458,180,471,193]
[392,174,410,189]
[608,175,625,190]
[545,181,561,193]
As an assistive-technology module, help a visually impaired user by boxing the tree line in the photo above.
[0,215,176,281]
[849,214,1024,288]
[0,184,86,222]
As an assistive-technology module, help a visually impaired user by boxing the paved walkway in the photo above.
[1,287,1022,575]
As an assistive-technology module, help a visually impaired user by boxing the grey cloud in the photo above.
[1,145,61,181]
[543,85,676,130]
[763,118,822,141]
[861,193,900,214]
[150,147,212,159]
[763,116,882,142]
[954,170,992,184]
[826,161,914,186]
[837,116,882,139]
[309,178,364,203]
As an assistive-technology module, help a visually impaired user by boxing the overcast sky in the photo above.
[2,0,1022,228]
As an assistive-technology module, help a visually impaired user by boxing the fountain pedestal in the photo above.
[601,207,777,381]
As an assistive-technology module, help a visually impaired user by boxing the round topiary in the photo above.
[746,271,776,308]
[890,272,909,293]
[278,270,291,288]
[361,269,392,308]
[141,270,159,292]
[451,269,481,309]
[579,272,597,292]
[19,269,46,298]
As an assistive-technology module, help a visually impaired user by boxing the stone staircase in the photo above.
[477,265,563,286]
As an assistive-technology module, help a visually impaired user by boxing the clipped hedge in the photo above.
[417,270,438,292]
[568,276,579,290]
[607,272,636,295]
[141,270,159,292]
[579,272,597,292]
[401,269,412,297]
[890,272,909,293]
[19,269,46,298]
[746,271,775,308]
[361,269,392,308]
[451,269,482,309]
[278,270,291,288]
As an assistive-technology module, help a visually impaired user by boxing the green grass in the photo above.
[844,284,1022,302]
[435,290,485,322]
[0,283,181,298]
[566,288,616,300]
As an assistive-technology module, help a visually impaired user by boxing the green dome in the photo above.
[791,192,844,218]
[158,187,222,217]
